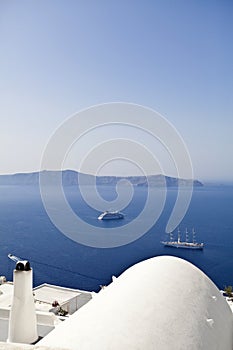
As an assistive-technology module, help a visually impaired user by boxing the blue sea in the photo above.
[0,184,233,292]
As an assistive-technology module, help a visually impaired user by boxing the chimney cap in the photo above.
[8,254,31,271]
[15,260,31,271]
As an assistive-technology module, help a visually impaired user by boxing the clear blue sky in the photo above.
[0,0,232,182]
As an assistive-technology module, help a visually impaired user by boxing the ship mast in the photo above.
[192,228,196,243]
[178,228,181,244]
[185,228,189,242]
[170,232,173,242]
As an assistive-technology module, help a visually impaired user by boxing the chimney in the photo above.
[8,257,38,344]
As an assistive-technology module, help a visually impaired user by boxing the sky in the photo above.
[0,0,232,182]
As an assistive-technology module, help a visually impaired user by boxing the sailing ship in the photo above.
[161,228,204,250]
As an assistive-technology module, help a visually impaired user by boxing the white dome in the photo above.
[40,256,233,350]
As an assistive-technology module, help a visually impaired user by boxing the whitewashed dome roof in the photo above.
[40,256,233,350]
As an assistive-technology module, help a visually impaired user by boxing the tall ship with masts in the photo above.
[161,228,204,250]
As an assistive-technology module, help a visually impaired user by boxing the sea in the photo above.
[0,184,233,292]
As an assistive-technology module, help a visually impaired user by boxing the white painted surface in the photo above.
[0,309,59,342]
[33,284,92,314]
[8,270,38,344]
[40,256,233,350]
[0,281,92,342]
[0,283,13,308]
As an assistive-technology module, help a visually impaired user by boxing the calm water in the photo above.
[0,185,233,291]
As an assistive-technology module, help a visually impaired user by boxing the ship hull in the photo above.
[162,243,203,250]
[98,212,124,220]
[99,215,124,220]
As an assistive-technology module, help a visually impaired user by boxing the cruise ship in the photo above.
[98,211,124,220]
[161,228,204,250]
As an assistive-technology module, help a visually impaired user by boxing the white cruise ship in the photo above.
[98,211,124,220]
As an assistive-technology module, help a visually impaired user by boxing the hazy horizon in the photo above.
[0,168,232,185]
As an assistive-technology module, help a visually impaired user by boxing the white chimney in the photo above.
[8,259,38,344]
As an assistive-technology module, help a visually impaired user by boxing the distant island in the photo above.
[0,170,203,187]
